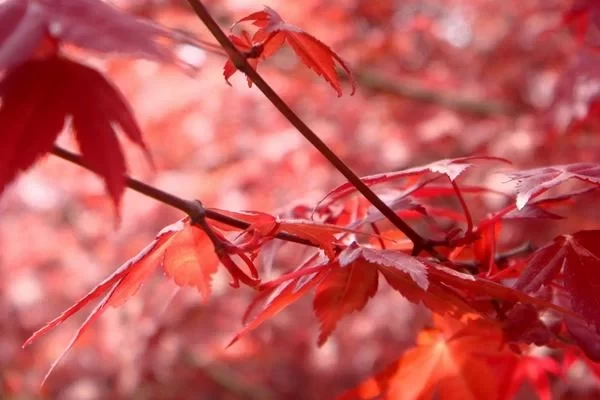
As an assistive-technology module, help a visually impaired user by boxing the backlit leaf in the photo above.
[23,218,224,384]
[318,156,509,209]
[337,320,506,400]
[226,6,355,96]
[505,163,600,210]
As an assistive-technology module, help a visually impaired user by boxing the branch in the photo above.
[183,0,442,257]
[51,145,315,249]
[354,69,523,117]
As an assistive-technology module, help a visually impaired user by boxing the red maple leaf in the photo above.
[317,156,509,210]
[0,0,187,70]
[228,253,330,347]
[0,56,152,215]
[313,246,380,345]
[515,230,600,329]
[224,6,355,96]
[229,245,439,347]
[337,318,507,400]
[496,355,561,400]
[231,243,569,348]
[22,218,222,385]
[505,163,600,210]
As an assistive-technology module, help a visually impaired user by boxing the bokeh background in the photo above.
[2,0,600,398]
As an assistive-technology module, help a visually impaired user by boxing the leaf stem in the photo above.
[451,180,473,234]
[183,0,436,256]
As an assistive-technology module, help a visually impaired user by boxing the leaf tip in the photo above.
[225,335,239,349]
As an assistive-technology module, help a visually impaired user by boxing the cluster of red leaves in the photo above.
[5,0,600,399]
[224,6,356,96]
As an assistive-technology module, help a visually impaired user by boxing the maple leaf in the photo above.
[313,246,380,345]
[317,156,509,210]
[505,163,600,210]
[0,0,188,71]
[496,355,561,400]
[225,6,355,96]
[228,254,330,347]
[515,230,600,330]
[231,245,434,346]
[23,218,220,385]
[0,56,151,214]
[502,304,553,346]
[337,320,506,400]
[210,208,372,258]
[223,32,258,87]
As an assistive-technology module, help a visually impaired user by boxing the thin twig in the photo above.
[51,145,315,248]
[183,0,442,258]
[354,69,523,117]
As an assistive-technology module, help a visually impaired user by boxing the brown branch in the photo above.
[51,145,315,249]
[183,0,444,258]
[354,69,523,117]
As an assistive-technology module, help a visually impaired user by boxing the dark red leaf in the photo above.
[515,230,600,328]
[566,317,600,361]
[0,56,151,214]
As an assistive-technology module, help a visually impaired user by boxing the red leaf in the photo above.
[23,218,224,384]
[515,230,600,328]
[22,219,183,385]
[565,317,600,361]
[277,220,340,259]
[502,305,554,346]
[226,6,355,96]
[210,209,373,257]
[163,222,220,299]
[502,204,564,220]
[223,32,257,87]
[506,163,600,210]
[430,262,570,313]
[497,355,561,400]
[0,0,188,70]
[317,156,509,209]
[338,320,506,400]
[207,209,280,250]
[0,58,67,194]
[0,56,151,215]
[229,256,330,347]
[313,247,379,345]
